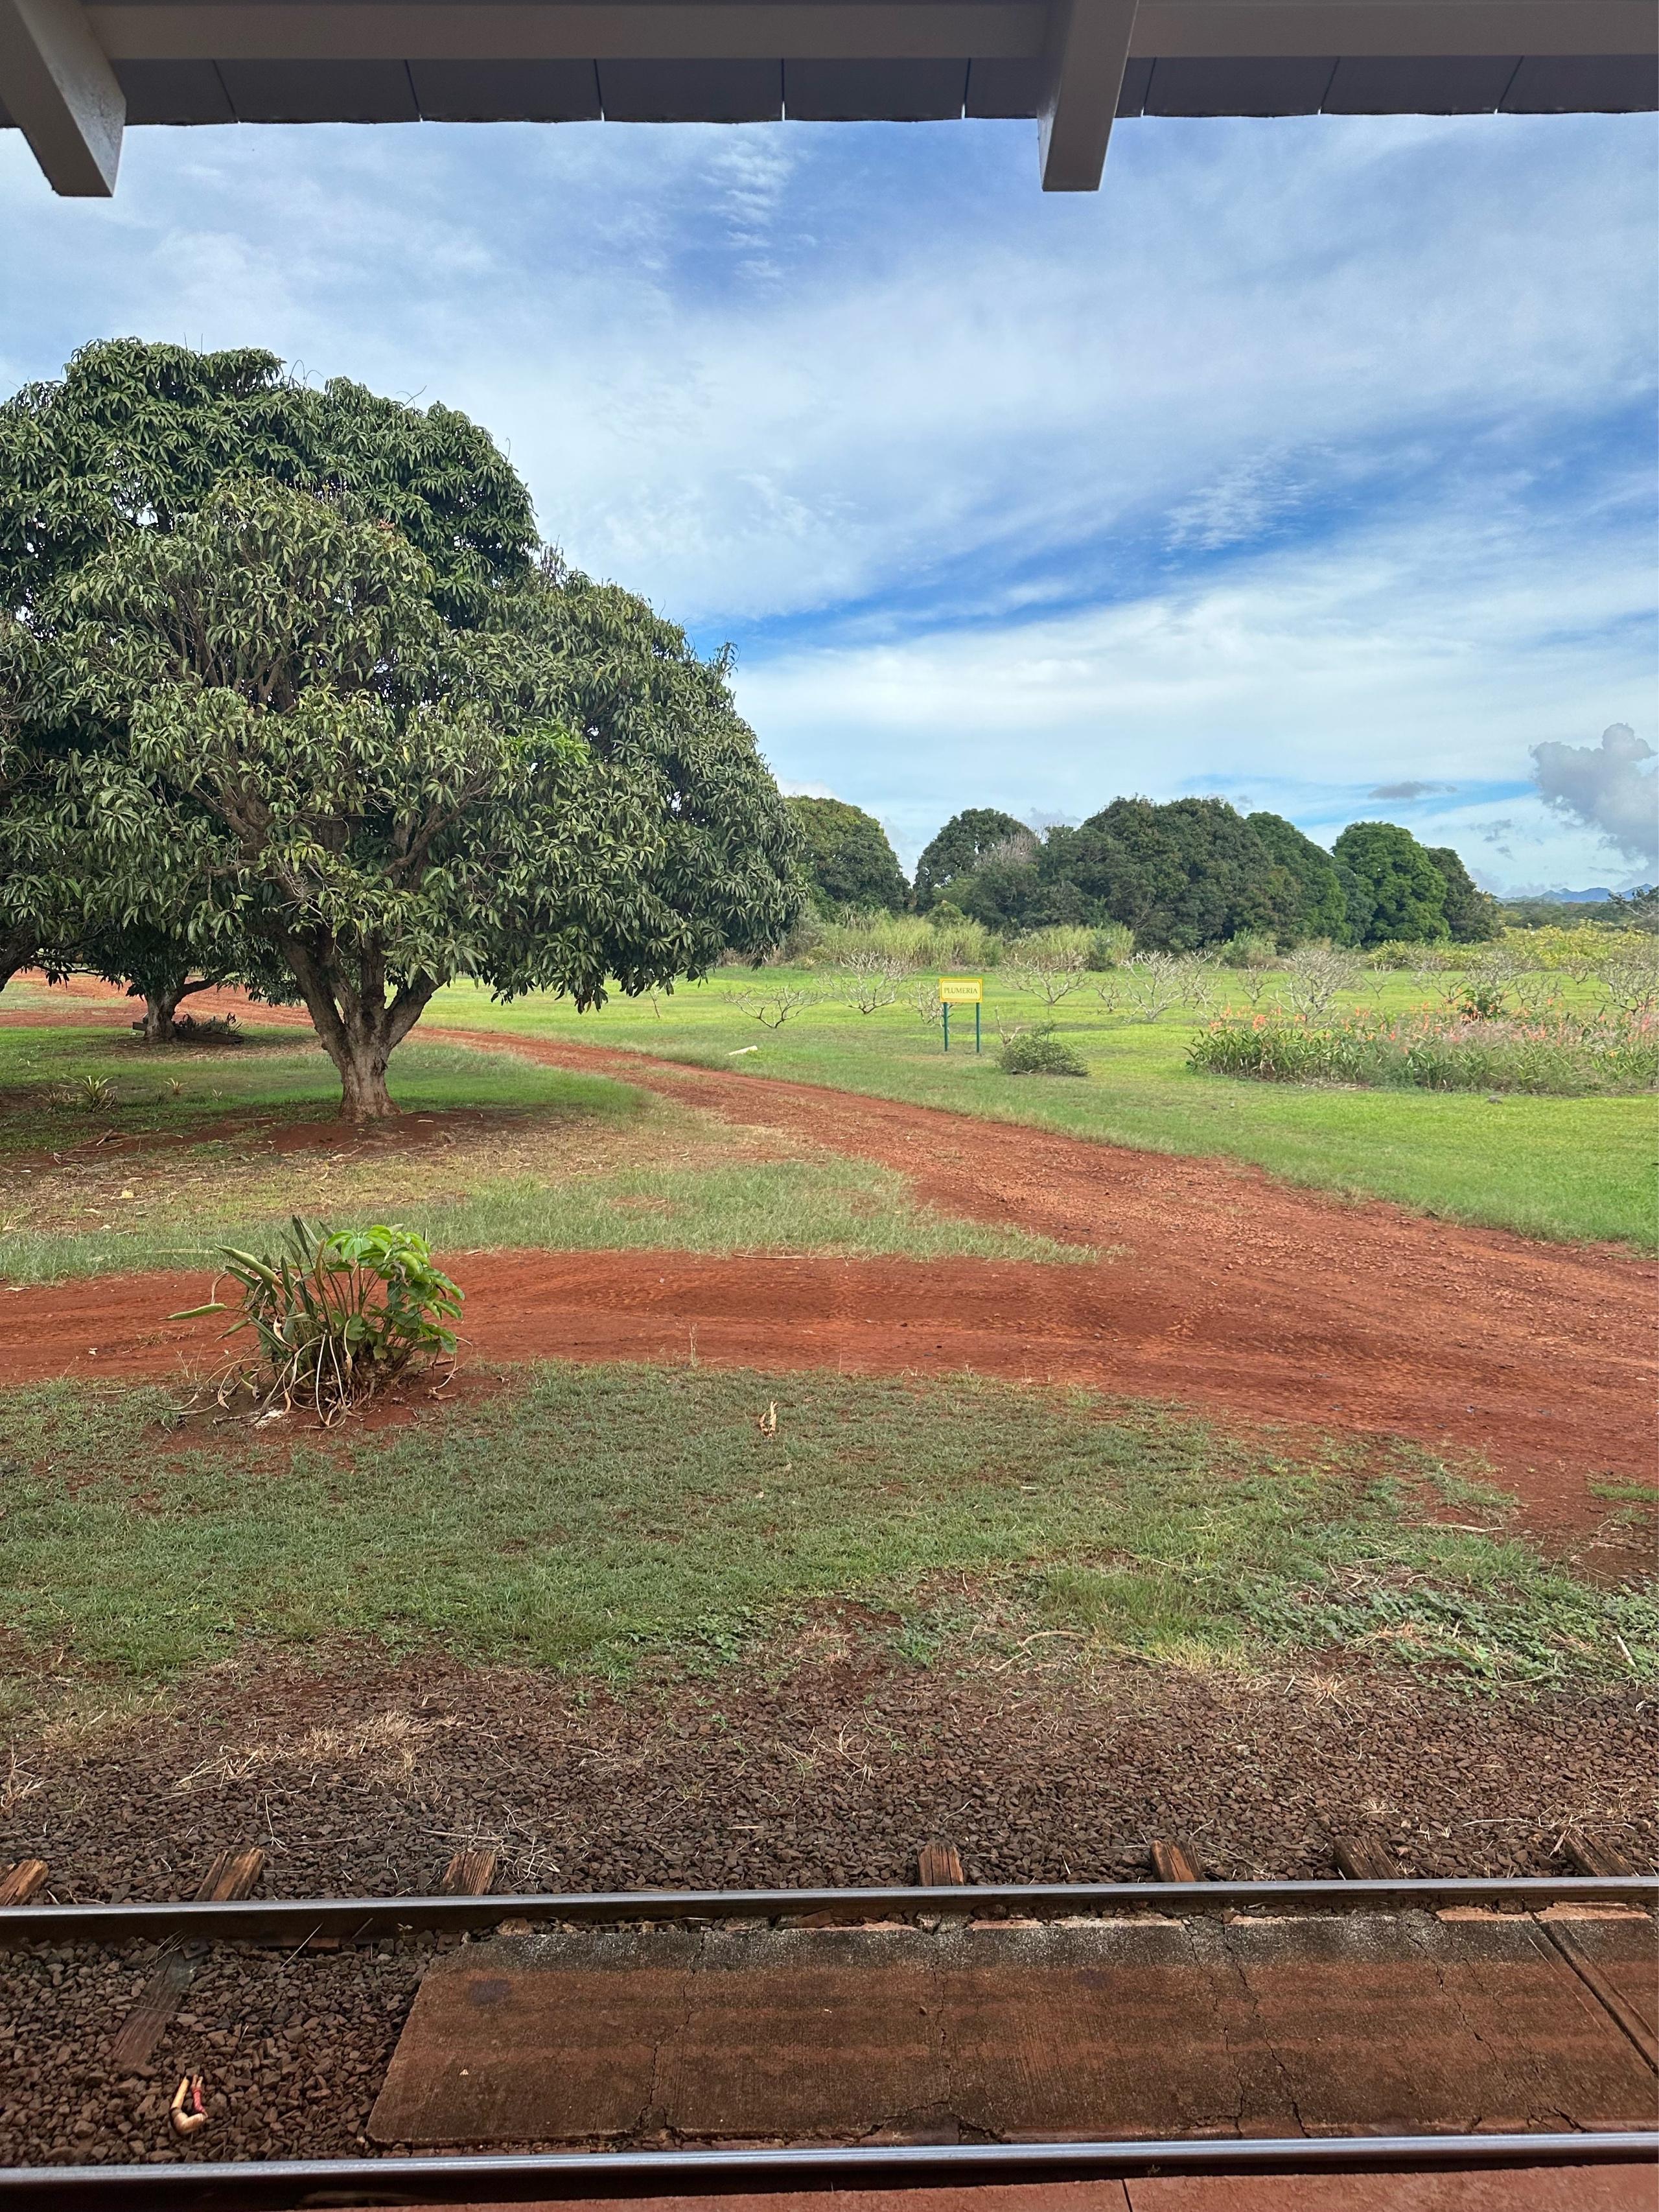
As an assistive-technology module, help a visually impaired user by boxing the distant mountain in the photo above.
[1552,888,1616,903]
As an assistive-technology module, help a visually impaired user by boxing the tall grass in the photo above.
[1190,1005,1657,1097]
[809,913,1001,971]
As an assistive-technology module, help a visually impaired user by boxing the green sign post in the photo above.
[938,975,983,1053]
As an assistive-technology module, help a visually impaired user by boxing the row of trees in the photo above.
[789,795,1498,950]
[0,342,803,1117]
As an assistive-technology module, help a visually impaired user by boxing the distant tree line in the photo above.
[787,793,1500,949]
[1500,887,1658,933]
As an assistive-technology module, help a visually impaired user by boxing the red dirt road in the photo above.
[3,980,1654,1527]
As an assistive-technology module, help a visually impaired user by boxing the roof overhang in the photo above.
[1,0,1654,197]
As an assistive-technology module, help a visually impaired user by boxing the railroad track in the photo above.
[1,1849,1655,2211]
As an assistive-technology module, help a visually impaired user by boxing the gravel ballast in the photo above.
[2,1647,1654,2170]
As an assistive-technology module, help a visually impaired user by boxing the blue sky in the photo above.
[2,106,1655,885]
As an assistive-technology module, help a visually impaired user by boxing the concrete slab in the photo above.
[370,1913,1659,2150]
[408,2167,1656,2212]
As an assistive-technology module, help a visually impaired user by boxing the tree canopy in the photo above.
[1246,811,1348,942]
[942,797,1300,949]
[1332,821,1450,946]
[1,344,799,1116]
[785,795,908,913]
[1424,846,1501,944]
[907,795,1494,953]
[912,808,1032,909]
[0,337,536,625]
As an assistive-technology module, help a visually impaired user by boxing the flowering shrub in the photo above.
[1189,1003,1657,1096]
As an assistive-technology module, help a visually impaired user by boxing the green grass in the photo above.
[0,1025,1085,1282]
[0,1156,1089,1285]
[420,970,1658,1251]
[3,1368,1652,1692]
[0,1021,616,1156]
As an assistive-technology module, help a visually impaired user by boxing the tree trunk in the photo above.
[336,1037,397,1120]
[0,929,38,994]
[280,934,434,1123]
[139,989,181,1044]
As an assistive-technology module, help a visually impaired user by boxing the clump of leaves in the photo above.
[56,1074,117,1113]
[1457,981,1510,1021]
[999,1024,1089,1078]
[170,1012,242,1043]
[175,1218,463,1425]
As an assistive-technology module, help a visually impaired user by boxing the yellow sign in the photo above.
[938,975,984,1004]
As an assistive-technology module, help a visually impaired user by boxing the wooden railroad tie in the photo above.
[1149,1839,1205,1885]
[0,1859,49,1907]
[1332,1836,1398,1882]
[109,1848,266,2075]
[196,1847,266,1903]
[438,1846,499,1897]
[1562,1833,1636,1878]
[916,1839,966,1887]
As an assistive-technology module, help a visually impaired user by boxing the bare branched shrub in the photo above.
[912,982,944,1028]
[1231,962,1276,1008]
[1121,951,1186,1021]
[1415,964,1467,1014]
[1467,944,1566,1020]
[1284,942,1362,1021]
[1601,944,1659,1018]
[729,981,824,1029]
[1004,927,1091,1007]
[839,948,914,1014]
[1175,956,1217,1014]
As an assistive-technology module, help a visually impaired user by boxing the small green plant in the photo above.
[58,1074,117,1113]
[999,1023,1089,1078]
[1458,981,1510,1021]
[175,1218,463,1425]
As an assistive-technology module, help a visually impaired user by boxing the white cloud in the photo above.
[733,498,1656,878]
[1531,723,1658,870]
[1,107,1653,886]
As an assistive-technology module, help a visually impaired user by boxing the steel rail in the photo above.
[1,1872,1653,1945]
[1,2131,1656,2210]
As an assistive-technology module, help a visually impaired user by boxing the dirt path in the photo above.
[3,980,1654,1528]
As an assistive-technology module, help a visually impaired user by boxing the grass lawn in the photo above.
[3,1367,1653,1701]
[0,1023,1085,1283]
[421,966,1658,1252]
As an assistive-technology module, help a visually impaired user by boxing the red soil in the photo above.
[3,977,1654,1531]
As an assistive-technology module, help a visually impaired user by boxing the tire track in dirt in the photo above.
[2,979,1653,1528]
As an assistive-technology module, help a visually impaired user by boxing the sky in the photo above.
[2,105,1656,887]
